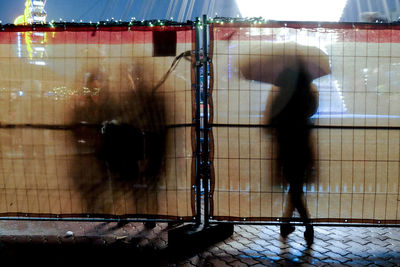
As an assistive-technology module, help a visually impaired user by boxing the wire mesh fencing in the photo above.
[209,21,400,224]
[0,23,196,221]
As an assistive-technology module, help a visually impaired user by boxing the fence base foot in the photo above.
[168,223,234,259]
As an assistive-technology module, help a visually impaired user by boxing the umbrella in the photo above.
[239,42,331,85]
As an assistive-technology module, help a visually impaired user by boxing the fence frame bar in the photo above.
[202,15,211,227]
[194,19,203,225]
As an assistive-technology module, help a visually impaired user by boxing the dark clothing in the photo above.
[269,67,318,226]
[271,86,316,185]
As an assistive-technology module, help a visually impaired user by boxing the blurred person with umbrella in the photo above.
[240,42,330,247]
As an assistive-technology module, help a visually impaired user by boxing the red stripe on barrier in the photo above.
[0,25,193,45]
[211,23,400,43]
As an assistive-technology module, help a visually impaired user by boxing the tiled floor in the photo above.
[0,220,399,266]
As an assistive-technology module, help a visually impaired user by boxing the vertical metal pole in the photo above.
[202,14,210,227]
[194,18,202,225]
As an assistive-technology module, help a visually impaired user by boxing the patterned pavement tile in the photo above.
[1,221,400,266]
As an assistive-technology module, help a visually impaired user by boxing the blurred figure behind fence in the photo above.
[266,63,318,247]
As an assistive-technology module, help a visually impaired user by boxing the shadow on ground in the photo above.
[0,239,168,266]
[0,222,229,267]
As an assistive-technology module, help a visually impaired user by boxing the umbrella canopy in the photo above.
[239,42,331,85]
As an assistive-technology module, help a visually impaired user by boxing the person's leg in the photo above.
[290,185,314,247]
[280,192,295,238]
[283,192,295,219]
[291,189,310,223]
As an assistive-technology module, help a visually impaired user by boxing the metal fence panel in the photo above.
[0,24,196,221]
[209,21,400,224]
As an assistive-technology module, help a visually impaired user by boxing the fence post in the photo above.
[202,14,210,227]
[168,17,233,254]
[194,17,202,225]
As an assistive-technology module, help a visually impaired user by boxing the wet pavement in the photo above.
[0,220,399,266]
